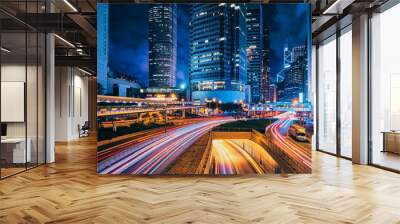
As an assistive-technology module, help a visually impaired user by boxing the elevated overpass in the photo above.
[97,95,207,118]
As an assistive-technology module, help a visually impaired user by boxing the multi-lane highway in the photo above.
[211,140,262,175]
[266,113,312,172]
[97,118,209,162]
[210,139,279,175]
[98,117,232,174]
[98,111,311,175]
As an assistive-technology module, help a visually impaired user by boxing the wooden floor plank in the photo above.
[0,136,399,223]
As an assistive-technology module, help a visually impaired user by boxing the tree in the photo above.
[206,102,217,110]
[220,103,242,113]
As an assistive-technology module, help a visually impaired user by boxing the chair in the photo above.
[79,121,90,138]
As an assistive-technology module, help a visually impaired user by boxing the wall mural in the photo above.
[97,3,313,175]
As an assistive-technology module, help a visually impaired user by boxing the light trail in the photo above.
[98,118,233,174]
[97,118,213,162]
[211,140,255,174]
[98,125,185,162]
[265,116,312,172]
[229,139,279,173]
[97,106,202,117]
[211,139,271,175]
[227,140,265,174]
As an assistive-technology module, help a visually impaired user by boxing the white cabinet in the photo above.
[1,138,31,163]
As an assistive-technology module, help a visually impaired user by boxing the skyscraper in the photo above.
[284,44,292,69]
[291,45,307,62]
[283,45,307,102]
[245,4,263,103]
[189,3,246,103]
[97,3,109,95]
[261,21,270,102]
[269,83,277,103]
[148,4,177,88]
[292,45,308,102]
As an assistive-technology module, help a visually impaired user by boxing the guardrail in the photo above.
[212,127,253,132]
[195,131,213,174]
[210,127,309,173]
[252,129,310,173]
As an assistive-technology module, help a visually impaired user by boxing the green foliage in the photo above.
[97,122,166,141]
[216,118,276,133]
[206,102,217,110]
[220,103,242,112]
[206,102,243,113]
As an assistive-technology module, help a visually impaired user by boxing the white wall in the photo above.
[1,65,42,138]
[1,64,26,138]
[54,67,89,141]
[1,63,46,164]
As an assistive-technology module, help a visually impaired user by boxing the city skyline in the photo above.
[96,3,313,177]
[108,4,309,86]
[105,3,310,103]
[189,4,247,103]
[108,4,190,88]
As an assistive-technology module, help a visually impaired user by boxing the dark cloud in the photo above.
[109,4,150,85]
[263,4,310,77]
[176,5,190,87]
[109,4,190,87]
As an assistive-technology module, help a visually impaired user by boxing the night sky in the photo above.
[108,4,310,87]
[263,4,310,76]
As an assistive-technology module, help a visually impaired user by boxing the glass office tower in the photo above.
[189,3,246,103]
[282,45,307,103]
[148,4,177,88]
[245,4,263,103]
[97,4,109,95]
[261,25,270,103]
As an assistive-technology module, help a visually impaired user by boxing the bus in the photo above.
[288,124,308,142]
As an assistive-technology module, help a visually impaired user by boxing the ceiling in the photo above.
[0,0,392,73]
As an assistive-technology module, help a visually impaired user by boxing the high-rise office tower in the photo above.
[291,45,307,62]
[291,45,308,102]
[261,22,270,102]
[284,44,292,69]
[275,44,291,85]
[276,81,285,102]
[245,4,263,103]
[283,45,307,102]
[148,4,177,88]
[97,4,109,95]
[189,3,246,103]
[269,83,277,103]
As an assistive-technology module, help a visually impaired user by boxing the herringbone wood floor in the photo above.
[1,136,400,224]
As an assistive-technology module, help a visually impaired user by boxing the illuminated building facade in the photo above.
[189,3,247,103]
[245,4,263,103]
[261,24,270,102]
[281,45,308,102]
[97,4,109,95]
[148,4,177,88]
